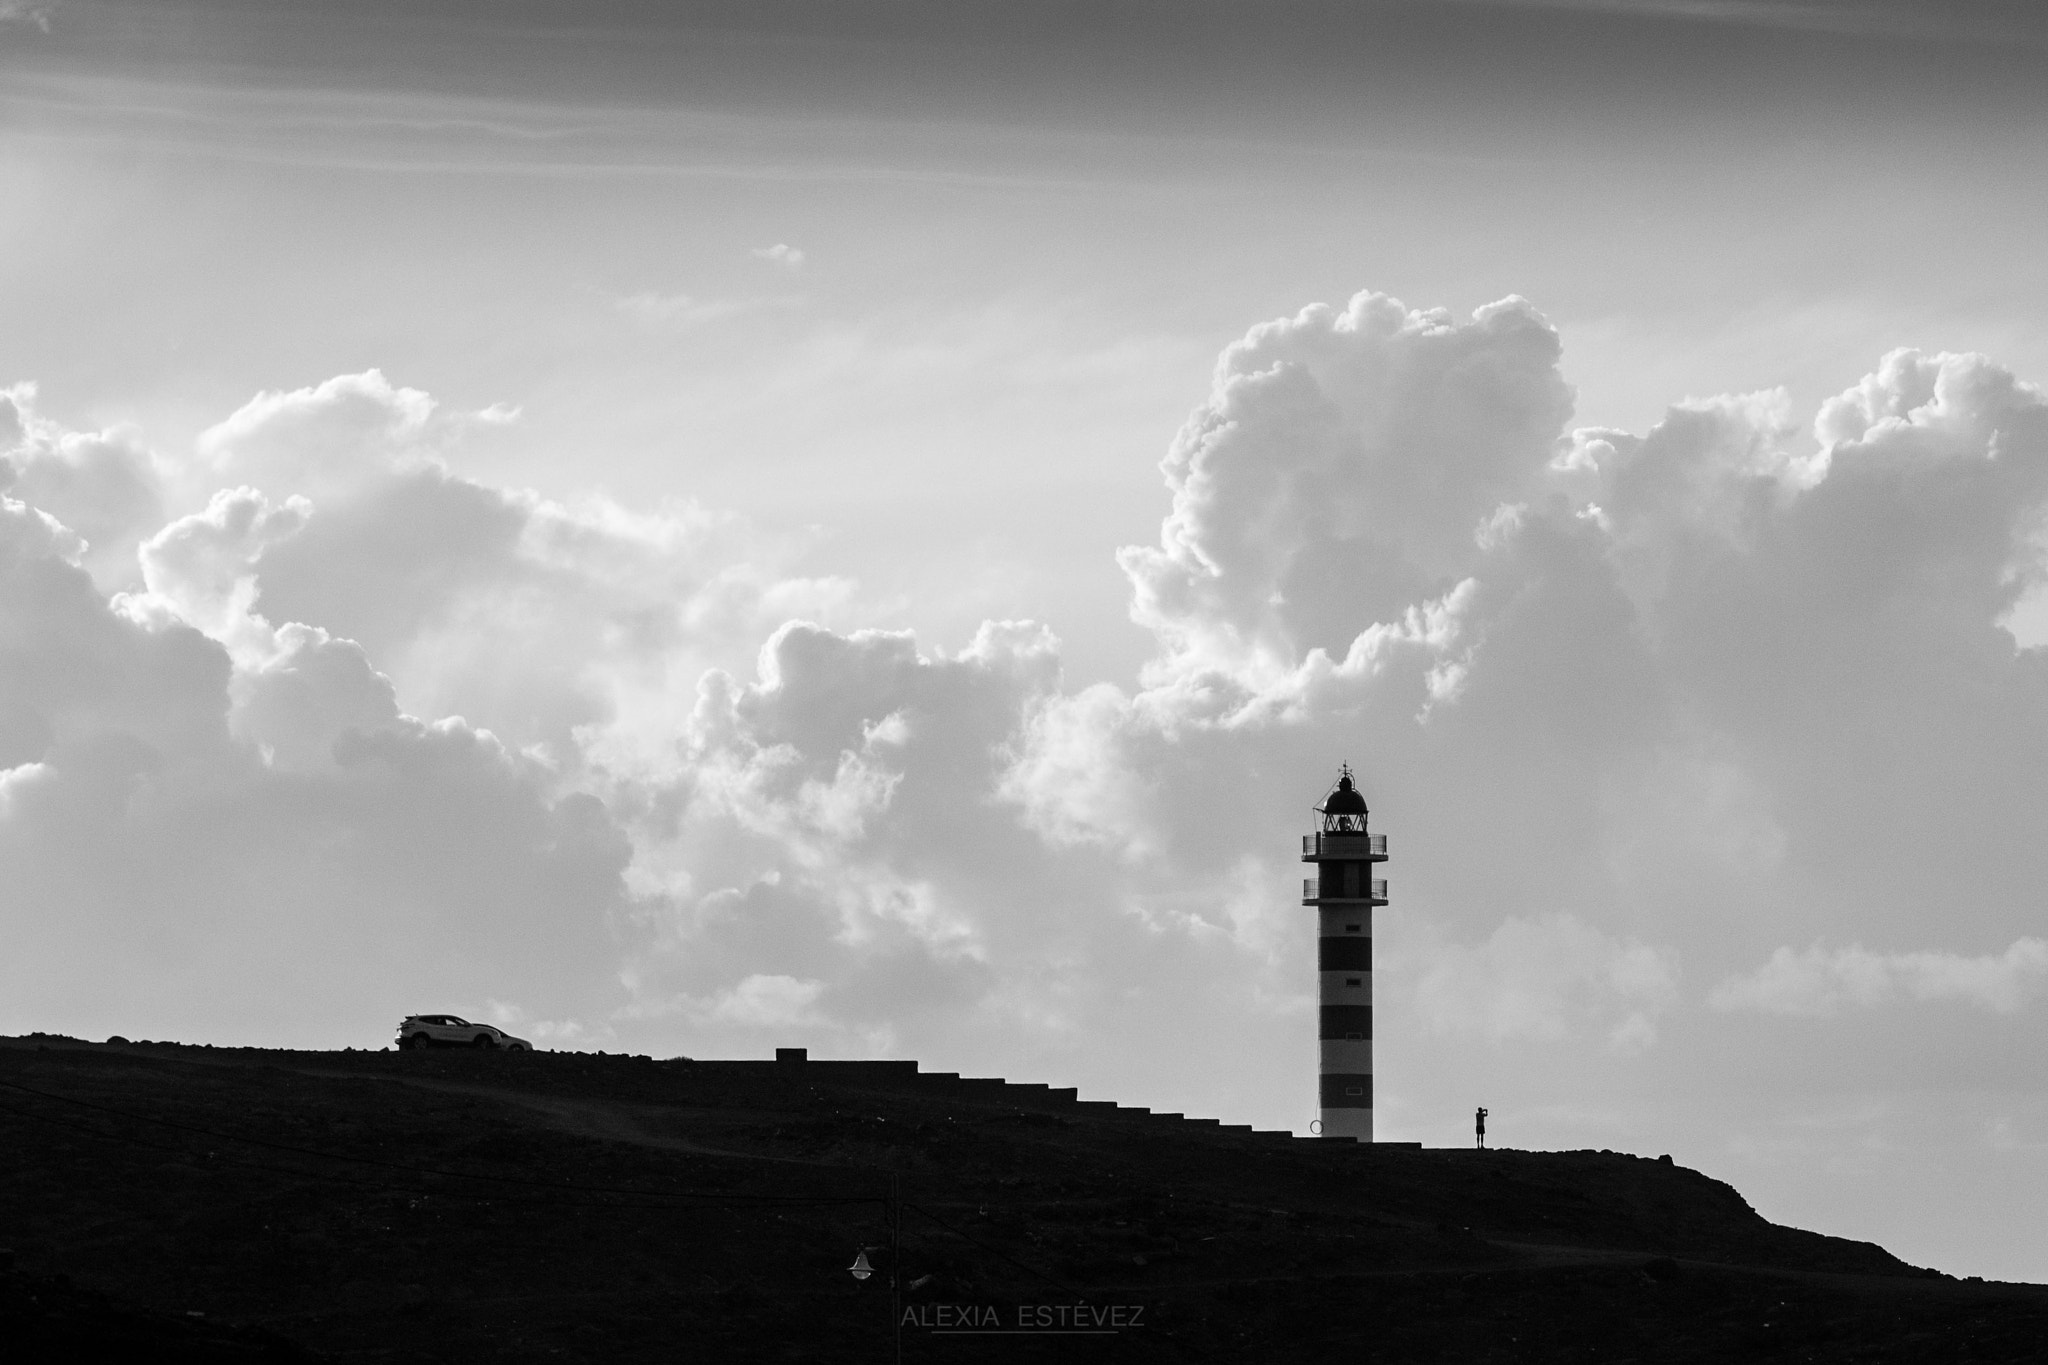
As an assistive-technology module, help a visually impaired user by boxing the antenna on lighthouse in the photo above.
[1302,764,1387,1141]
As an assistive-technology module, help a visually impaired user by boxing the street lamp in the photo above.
[846,1172,903,1363]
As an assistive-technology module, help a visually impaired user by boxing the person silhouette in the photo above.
[1475,1106,1488,1150]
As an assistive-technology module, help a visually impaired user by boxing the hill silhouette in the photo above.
[3,1035,2043,1362]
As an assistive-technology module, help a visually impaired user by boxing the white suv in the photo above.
[397,1014,532,1051]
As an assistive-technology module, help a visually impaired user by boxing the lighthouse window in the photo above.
[1344,1031,1364,1040]
[1345,978,1361,987]
[1345,924,1361,933]
[1345,1087,1364,1096]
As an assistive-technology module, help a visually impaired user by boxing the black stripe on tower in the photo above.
[1318,1074,1373,1107]
[1317,1005,1372,1039]
[1317,937,1372,971]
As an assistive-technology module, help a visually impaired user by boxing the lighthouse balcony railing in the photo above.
[1303,878,1390,902]
[1302,833,1388,858]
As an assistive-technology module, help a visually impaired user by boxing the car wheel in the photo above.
[471,1034,496,1049]
[406,1033,432,1051]
[507,1042,530,1052]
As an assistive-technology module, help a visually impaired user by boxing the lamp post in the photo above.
[890,1172,902,1365]
[847,1173,903,1364]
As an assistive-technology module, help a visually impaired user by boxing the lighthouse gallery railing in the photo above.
[1303,877,1389,901]
[1302,833,1387,857]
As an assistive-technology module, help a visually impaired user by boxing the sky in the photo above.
[3,0,2047,1281]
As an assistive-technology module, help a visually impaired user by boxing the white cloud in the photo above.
[0,2,53,33]
[126,486,312,652]
[0,383,165,589]
[750,243,804,269]
[1710,939,2048,1016]
[163,370,856,768]
[0,451,635,1045]
[6,282,2048,1126]
[195,370,438,505]
[1117,291,1569,684]
[1412,914,1679,1052]
[701,973,825,1027]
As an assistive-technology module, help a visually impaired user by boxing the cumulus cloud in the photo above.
[606,292,2042,1105]
[1119,292,1570,683]
[127,486,313,651]
[0,506,632,1042]
[0,383,165,589]
[0,367,864,1050]
[1710,939,2048,1016]
[613,619,1062,1052]
[751,243,805,269]
[174,370,855,766]
[978,292,2048,1098]
[195,370,439,505]
[6,283,2048,1132]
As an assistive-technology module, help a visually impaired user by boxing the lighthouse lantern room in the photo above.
[1301,765,1388,1141]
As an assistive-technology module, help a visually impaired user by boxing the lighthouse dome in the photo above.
[1318,768,1368,831]
[1323,774,1367,816]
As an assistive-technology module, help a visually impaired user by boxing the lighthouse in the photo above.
[1301,765,1388,1141]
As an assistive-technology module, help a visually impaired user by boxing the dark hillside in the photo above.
[3,1036,2043,1362]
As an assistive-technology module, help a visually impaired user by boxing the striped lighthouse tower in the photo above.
[1302,765,1388,1142]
